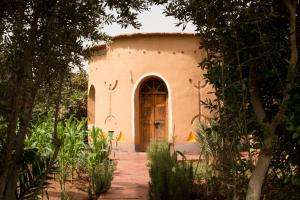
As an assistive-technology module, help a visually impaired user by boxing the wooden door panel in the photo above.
[142,121,153,150]
[154,94,167,140]
[142,94,154,120]
[141,94,154,151]
[143,95,153,107]
[142,107,153,120]
[155,95,166,121]
[155,121,166,140]
[140,79,168,151]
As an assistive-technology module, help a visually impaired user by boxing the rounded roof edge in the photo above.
[89,32,198,52]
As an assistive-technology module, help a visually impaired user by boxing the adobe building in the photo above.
[87,33,214,153]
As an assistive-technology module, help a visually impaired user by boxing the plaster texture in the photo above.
[88,33,214,153]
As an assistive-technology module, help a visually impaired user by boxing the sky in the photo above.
[81,5,196,70]
[102,5,196,36]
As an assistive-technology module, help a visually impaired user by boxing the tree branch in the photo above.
[249,62,267,125]
[272,0,298,128]
[32,68,65,198]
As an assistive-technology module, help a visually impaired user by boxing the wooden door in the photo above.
[140,79,167,151]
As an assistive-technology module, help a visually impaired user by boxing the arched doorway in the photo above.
[139,78,168,151]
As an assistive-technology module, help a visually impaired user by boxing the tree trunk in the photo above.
[2,165,19,200]
[246,149,272,200]
[0,88,36,199]
[247,56,275,200]
[0,75,25,199]
[246,1,297,199]
[0,4,39,199]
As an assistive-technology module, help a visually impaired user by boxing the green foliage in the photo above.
[33,70,88,122]
[61,70,88,120]
[157,0,300,198]
[88,127,113,165]
[147,140,195,200]
[23,116,116,199]
[25,119,54,157]
[17,149,57,200]
[195,119,252,198]
[23,116,88,199]
[196,119,222,166]
[0,1,152,198]
[265,81,300,199]
[89,159,115,196]
[57,117,87,198]
[21,118,58,200]
[86,126,115,197]
[58,117,87,172]
[24,117,116,198]
[194,119,228,198]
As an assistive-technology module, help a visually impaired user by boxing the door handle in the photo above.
[154,122,160,128]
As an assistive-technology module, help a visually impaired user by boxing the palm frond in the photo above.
[17,148,58,200]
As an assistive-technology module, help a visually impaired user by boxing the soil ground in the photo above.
[44,153,149,200]
[45,152,200,200]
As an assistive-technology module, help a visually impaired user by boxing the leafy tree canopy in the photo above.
[0,1,152,199]
[33,69,88,121]
[154,0,300,199]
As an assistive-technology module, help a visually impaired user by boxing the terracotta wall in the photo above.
[88,33,215,153]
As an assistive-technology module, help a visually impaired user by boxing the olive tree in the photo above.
[0,0,151,199]
[154,0,299,199]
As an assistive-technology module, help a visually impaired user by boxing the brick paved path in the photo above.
[99,153,149,200]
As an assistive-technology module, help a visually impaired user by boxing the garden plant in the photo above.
[21,116,116,200]
[147,140,195,200]
[86,126,116,198]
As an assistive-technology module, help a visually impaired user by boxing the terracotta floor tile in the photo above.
[99,153,149,200]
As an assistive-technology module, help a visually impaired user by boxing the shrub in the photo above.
[147,140,195,200]
[87,126,115,197]
[90,159,115,195]
[195,119,250,199]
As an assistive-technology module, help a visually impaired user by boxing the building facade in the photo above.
[87,33,214,153]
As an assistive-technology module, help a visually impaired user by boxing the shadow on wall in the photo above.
[88,85,95,125]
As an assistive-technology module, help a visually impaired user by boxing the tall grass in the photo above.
[147,140,195,200]
[196,119,222,167]
[57,116,87,199]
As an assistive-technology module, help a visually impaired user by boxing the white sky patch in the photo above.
[102,5,196,36]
